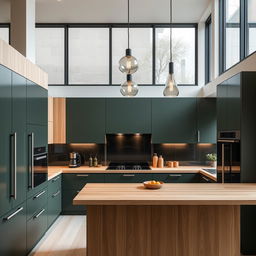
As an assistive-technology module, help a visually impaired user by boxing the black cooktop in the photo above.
[107,162,151,170]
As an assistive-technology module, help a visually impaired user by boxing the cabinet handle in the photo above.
[221,143,225,184]
[28,133,34,189]
[35,155,47,161]
[52,190,60,198]
[197,130,200,143]
[202,176,210,182]
[52,176,60,182]
[3,207,23,221]
[168,174,182,177]
[122,174,135,177]
[77,190,81,193]
[10,133,17,199]
[33,190,46,199]
[34,209,45,219]
[76,174,89,177]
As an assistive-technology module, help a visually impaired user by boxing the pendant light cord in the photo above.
[128,0,130,49]
[170,0,173,62]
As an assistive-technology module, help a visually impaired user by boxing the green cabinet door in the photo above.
[106,98,152,134]
[197,98,217,143]
[0,202,27,256]
[0,65,12,216]
[152,173,200,183]
[27,80,48,126]
[48,188,61,227]
[66,98,106,143]
[105,173,152,183]
[152,98,197,143]
[12,72,27,208]
[62,190,86,215]
[27,124,48,149]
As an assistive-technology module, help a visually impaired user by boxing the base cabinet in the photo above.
[152,173,200,183]
[105,173,153,183]
[27,205,48,254]
[0,202,27,256]
[62,190,86,215]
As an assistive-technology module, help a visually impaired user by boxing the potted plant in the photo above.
[206,153,217,168]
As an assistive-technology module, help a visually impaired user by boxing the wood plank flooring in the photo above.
[28,216,86,256]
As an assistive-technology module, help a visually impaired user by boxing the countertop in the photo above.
[73,183,256,206]
[48,165,217,181]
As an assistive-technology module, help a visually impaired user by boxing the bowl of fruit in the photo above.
[143,180,164,189]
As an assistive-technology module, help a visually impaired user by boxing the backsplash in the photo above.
[48,144,105,166]
[48,142,216,166]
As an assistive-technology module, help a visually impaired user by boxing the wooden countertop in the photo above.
[73,183,256,206]
[47,165,217,181]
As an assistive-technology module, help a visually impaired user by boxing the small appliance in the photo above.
[69,152,81,168]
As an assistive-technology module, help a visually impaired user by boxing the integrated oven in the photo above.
[28,134,48,188]
[217,131,240,183]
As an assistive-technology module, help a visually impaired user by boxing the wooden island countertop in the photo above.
[73,183,256,206]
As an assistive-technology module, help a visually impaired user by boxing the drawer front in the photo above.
[48,189,61,227]
[27,205,48,253]
[200,174,214,183]
[62,189,86,215]
[0,203,27,256]
[62,174,105,190]
[152,173,200,183]
[48,175,62,196]
[27,188,48,220]
[105,173,152,183]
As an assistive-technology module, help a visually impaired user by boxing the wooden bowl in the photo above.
[143,181,164,189]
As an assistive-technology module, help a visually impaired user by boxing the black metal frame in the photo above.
[219,0,256,74]
[205,15,212,84]
[35,23,198,87]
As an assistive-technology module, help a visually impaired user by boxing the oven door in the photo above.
[33,151,48,188]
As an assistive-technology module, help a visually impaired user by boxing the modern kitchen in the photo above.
[1,0,256,255]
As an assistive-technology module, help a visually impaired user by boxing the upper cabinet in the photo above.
[152,98,197,143]
[27,80,48,126]
[66,98,106,143]
[106,98,152,134]
[197,98,217,143]
[217,74,241,131]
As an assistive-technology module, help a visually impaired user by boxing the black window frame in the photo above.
[205,15,212,84]
[1,23,198,87]
[219,0,255,74]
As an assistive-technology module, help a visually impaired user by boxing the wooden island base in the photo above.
[86,205,240,256]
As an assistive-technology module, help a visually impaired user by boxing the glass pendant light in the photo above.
[163,0,179,97]
[119,0,138,74]
[120,74,138,97]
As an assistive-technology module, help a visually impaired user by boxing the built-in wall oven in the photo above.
[28,134,48,188]
[217,131,240,183]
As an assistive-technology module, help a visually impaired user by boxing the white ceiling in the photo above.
[0,0,211,23]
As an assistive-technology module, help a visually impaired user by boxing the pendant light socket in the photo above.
[126,48,132,56]
[169,62,174,74]
[127,74,132,81]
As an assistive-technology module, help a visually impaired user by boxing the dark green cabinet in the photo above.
[106,98,152,134]
[48,175,62,227]
[0,202,27,256]
[152,173,200,183]
[27,124,48,149]
[12,72,27,207]
[27,205,48,254]
[0,65,12,216]
[27,80,48,126]
[152,98,197,143]
[105,173,152,183]
[197,98,217,143]
[217,74,241,131]
[66,98,106,143]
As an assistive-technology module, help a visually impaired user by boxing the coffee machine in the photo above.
[69,152,81,168]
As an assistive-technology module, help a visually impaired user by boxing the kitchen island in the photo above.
[73,183,256,256]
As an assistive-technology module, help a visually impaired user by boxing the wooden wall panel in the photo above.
[0,38,48,89]
[53,98,66,144]
[86,205,240,256]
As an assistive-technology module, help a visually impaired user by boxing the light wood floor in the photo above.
[28,216,86,256]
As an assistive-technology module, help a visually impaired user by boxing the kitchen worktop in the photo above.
[48,165,217,181]
[73,183,256,206]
